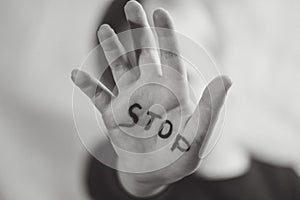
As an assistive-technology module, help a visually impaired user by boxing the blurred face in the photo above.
[143,0,221,59]
[141,0,222,101]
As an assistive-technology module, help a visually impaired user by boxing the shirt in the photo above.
[86,144,300,200]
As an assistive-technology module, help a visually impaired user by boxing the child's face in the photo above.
[143,0,220,58]
[141,0,221,102]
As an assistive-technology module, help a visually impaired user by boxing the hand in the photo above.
[71,0,232,197]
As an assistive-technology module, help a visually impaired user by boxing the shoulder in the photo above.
[251,158,300,199]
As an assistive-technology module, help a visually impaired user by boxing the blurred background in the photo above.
[0,0,299,199]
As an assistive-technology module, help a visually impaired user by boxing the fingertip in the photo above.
[124,0,145,23]
[71,69,91,87]
[125,0,141,11]
[201,75,232,110]
[71,69,78,79]
[98,24,114,42]
[218,75,233,92]
[153,8,173,29]
[153,8,169,20]
[210,75,232,93]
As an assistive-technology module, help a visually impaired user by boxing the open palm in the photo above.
[71,0,231,197]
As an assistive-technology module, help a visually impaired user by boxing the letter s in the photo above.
[120,103,142,127]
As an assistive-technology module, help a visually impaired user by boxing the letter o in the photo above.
[158,120,173,139]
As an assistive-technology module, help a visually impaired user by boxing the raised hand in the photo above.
[71,0,231,197]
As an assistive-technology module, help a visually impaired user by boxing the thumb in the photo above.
[185,75,232,157]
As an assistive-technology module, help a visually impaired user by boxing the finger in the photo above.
[153,8,187,78]
[124,0,162,75]
[98,24,137,87]
[71,69,114,112]
[184,76,232,156]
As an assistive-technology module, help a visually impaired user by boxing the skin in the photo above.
[142,0,251,180]
[71,0,231,197]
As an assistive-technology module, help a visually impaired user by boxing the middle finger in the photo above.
[124,0,162,76]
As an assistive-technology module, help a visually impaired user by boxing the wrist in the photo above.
[117,171,167,198]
